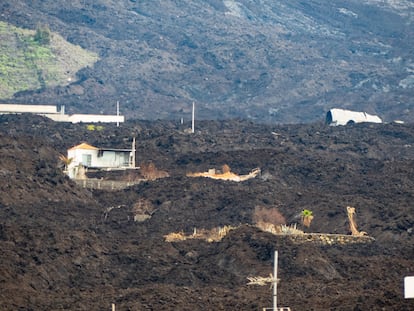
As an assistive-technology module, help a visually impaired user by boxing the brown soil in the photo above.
[0,114,413,310]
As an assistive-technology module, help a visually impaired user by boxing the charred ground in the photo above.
[0,114,413,310]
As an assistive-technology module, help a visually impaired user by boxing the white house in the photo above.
[66,142,135,179]
[326,108,382,126]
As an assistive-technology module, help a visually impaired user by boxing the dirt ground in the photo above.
[0,114,413,310]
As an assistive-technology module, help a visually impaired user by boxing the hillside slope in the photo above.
[0,114,413,310]
[0,0,413,122]
[0,21,98,99]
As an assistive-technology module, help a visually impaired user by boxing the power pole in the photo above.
[131,137,136,168]
[116,101,120,127]
[274,250,278,311]
[192,102,195,133]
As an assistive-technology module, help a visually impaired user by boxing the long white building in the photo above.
[0,104,124,124]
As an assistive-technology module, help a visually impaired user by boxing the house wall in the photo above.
[68,149,130,169]
[68,148,98,168]
[96,151,130,168]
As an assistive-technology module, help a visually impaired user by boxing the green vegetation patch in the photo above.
[0,21,99,99]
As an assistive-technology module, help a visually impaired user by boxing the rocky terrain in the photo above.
[0,0,413,123]
[0,114,413,310]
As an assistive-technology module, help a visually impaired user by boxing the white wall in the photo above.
[0,104,57,114]
[68,148,97,168]
[46,114,124,123]
[68,149,130,170]
[0,105,124,124]
[68,114,125,123]
[96,151,130,168]
[405,276,414,299]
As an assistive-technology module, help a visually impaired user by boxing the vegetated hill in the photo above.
[0,1,413,123]
[0,114,413,310]
[0,21,98,99]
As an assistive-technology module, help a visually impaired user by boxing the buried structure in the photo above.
[326,108,382,126]
[187,164,261,182]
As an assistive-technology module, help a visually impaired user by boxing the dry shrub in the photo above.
[140,162,169,180]
[255,221,280,234]
[253,206,286,226]
[164,225,237,243]
[132,198,153,214]
[280,224,304,235]
[247,274,275,286]
[203,225,235,242]
[125,170,142,182]
[164,231,187,242]
[253,206,287,234]
[222,164,231,173]
[132,198,155,222]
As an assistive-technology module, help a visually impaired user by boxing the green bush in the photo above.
[34,24,51,45]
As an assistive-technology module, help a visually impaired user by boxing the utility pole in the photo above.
[116,101,120,127]
[274,250,278,311]
[131,137,136,168]
[192,102,195,133]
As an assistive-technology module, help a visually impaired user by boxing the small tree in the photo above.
[301,209,314,228]
[34,23,51,45]
[59,154,73,171]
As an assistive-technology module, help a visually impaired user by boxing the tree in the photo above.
[34,23,51,45]
[301,209,314,228]
[59,154,73,172]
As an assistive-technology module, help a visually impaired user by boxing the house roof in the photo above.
[68,142,99,151]
[68,142,133,152]
[98,148,133,152]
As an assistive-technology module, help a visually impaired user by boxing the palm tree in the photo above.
[301,209,314,228]
[59,154,73,172]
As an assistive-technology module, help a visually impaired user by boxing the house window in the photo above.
[121,153,130,166]
[82,154,92,167]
